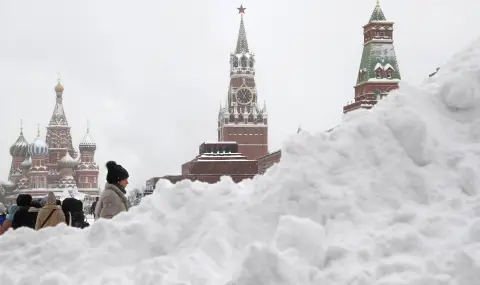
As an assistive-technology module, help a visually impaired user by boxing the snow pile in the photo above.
[1,41,480,285]
[59,186,86,201]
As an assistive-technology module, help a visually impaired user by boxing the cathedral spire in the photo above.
[49,77,69,126]
[235,5,249,54]
[369,0,386,22]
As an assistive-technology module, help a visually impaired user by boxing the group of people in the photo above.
[0,192,87,234]
[0,160,131,235]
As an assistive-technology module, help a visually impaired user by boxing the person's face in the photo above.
[119,179,129,188]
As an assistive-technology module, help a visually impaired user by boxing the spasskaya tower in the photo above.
[217,5,268,160]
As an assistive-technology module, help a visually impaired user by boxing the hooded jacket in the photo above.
[95,183,129,220]
[35,192,65,230]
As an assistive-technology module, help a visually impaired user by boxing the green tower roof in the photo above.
[356,42,401,85]
[369,1,386,22]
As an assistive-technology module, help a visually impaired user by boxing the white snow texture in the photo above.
[2,40,480,285]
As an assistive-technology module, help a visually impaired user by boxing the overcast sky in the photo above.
[0,0,478,188]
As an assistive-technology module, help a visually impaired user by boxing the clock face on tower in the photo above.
[236,88,253,105]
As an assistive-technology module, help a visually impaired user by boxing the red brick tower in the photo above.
[217,5,268,160]
[343,0,401,113]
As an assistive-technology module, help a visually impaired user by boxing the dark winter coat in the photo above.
[62,198,88,228]
[12,206,38,229]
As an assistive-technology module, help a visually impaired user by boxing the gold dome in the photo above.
[55,81,64,93]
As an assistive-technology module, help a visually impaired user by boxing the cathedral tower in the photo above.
[343,1,401,114]
[8,121,29,184]
[27,126,49,189]
[76,124,99,190]
[217,5,268,160]
[45,79,75,187]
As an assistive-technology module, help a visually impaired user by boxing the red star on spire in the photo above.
[237,5,246,15]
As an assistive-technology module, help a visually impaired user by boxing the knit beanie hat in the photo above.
[46,192,57,205]
[106,161,129,184]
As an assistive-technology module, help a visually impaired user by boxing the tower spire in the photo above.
[49,77,69,126]
[235,5,249,54]
[20,118,23,135]
[87,120,90,133]
[37,123,40,137]
[369,0,386,22]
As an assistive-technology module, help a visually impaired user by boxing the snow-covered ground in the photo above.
[2,40,480,284]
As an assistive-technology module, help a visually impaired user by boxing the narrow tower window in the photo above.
[241,56,247,68]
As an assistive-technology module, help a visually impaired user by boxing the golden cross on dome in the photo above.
[237,5,246,14]
[37,123,40,137]
[20,118,23,134]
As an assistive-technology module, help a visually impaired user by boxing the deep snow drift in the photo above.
[2,41,480,285]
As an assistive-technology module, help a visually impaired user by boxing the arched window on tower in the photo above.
[239,113,244,121]
[386,68,393,79]
[358,69,366,82]
[233,57,239,68]
[375,68,383,79]
[241,56,247,68]
[248,114,254,122]
[249,59,254,68]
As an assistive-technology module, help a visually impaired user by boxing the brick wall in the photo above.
[257,150,281,174]
[189,160,258,175]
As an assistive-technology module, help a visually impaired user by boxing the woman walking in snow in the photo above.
[95,161,130,220]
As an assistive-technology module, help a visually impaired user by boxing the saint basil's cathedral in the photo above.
[1,80,100,203]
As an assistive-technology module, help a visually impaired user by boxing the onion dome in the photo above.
[28,127,49,157]
[20,156,32,170]
[58,151,78,169]
[55,79,64,93]
[1,180,16,192]
[79,126,96,151]
[9,130,29,157]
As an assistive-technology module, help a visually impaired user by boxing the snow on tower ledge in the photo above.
[2,38,480,284]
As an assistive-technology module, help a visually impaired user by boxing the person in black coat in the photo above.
[12,194,38,230]
[62,198,88,228]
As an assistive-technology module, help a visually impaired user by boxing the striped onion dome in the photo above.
[28,136,49,157]
[58,151,78,169]
[79,129,96,151]
[9,132,29,157]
